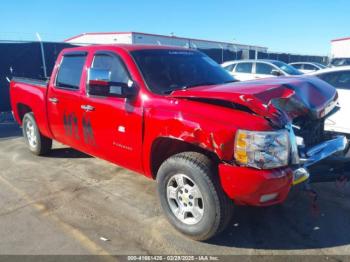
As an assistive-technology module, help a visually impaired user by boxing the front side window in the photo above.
[255,63,275,74]
[56,54,87,90]
[271,61,302,75]
[319,71,350,89]
[92,53,130,83]
[235,63,253,73]
[131,50,234,94]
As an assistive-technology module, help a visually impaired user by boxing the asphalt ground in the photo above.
[0,121,349,260]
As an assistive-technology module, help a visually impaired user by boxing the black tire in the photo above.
[157,152,234,241]
[22,112,52,155]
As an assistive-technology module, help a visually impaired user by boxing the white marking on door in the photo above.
[118,126,126,133]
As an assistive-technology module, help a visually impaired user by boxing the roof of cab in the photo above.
[62,44,191,53]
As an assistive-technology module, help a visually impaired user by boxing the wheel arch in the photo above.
[17,103,33,125]
[150,136,220,179]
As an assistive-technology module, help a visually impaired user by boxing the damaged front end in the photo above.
[171,76,348,185]
[263,77,348,185]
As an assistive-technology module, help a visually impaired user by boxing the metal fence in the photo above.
[0,41,76,112]
[248,50,329,64]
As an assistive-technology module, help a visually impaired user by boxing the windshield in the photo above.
[272,61,303,75]
[131,49,235,94]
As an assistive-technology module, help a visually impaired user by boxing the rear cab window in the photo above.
[56,53,87,90]
[235,62,253,73]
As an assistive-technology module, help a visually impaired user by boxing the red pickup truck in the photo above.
[10,45,347,240]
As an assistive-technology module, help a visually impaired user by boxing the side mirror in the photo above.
[271,69,282,76]
[87,68,136,98]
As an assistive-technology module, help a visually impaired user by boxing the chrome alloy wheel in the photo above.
[25,120,37,148]
[166,174,204,225]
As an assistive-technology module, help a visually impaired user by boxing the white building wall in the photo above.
[65,32,267,54]
[67,33,133,44]
[331,38,350,58]
[132,33,190,47]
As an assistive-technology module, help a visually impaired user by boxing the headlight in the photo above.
[234,129,290,169]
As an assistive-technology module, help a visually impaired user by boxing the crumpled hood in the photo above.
[170,76,338,127]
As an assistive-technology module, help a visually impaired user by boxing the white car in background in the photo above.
[221,59,303,81]
[289,62,327,74]
[310,66,350,135]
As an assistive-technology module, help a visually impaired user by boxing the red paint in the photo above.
[9,44,334,206]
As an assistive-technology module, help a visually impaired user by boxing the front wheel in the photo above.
[22,112,52,155]
[157,152,234,241]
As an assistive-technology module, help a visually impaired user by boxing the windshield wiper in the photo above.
[160,82,220,95]
[183,82,216,89]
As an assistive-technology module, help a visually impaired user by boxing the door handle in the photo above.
[49,97,59,104]
[81,105,95,112]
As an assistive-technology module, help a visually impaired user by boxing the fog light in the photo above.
[260,193,279,203]
[293,168,309,185]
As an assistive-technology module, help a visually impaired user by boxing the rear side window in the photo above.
[56,54,87,90]
[235,63,252,73]
[319,71,350,89]
[255,63,275,74]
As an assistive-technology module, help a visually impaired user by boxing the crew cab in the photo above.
[10,45,347,241]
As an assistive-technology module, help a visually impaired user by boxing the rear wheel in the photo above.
[157,152,234,241]
[22,113,52,155]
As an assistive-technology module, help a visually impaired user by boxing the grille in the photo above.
[293,117,325,147]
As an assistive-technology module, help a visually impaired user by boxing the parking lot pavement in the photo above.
[0,123,350,256]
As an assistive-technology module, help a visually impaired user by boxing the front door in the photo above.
[80,51,144,173]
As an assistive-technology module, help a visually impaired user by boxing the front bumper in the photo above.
[218,164,293,206]
[218,135,348,206]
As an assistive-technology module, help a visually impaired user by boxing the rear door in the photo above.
[319,70,350,134]
[233,62,253,81]
[47,52,87,149]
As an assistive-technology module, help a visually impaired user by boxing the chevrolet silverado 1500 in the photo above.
[10,45,347,240]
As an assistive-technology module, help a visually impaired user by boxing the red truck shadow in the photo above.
[47,147,92,159]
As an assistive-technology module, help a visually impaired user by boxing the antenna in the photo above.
[36,33,48,78]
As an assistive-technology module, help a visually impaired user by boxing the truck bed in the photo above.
[12,77,49,88]
[10,77,51,138]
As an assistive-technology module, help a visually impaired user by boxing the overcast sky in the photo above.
[1,0,349,55]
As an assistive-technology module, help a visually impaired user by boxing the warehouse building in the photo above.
[64,32,268,63]
[331,36,350,58]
